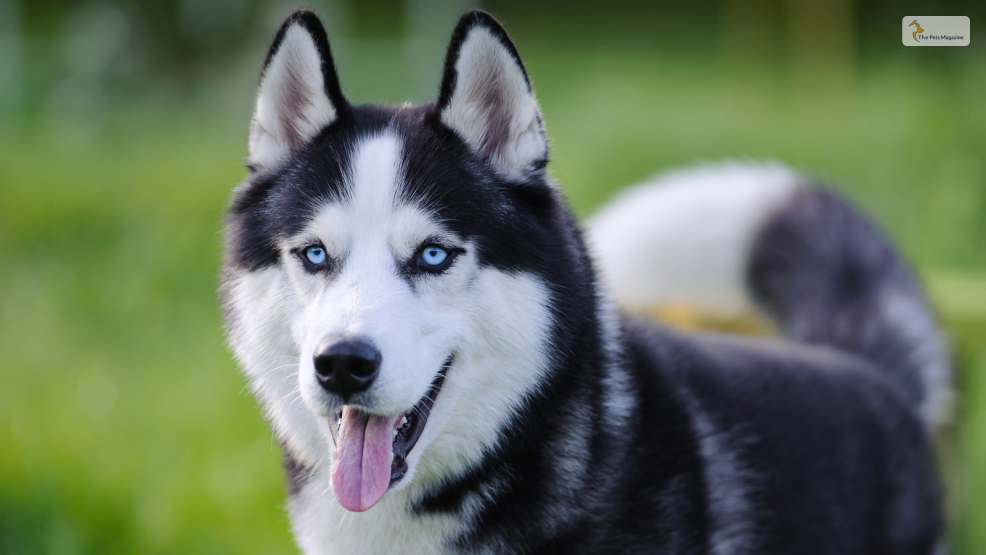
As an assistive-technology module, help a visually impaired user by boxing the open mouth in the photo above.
[327,356,451,512]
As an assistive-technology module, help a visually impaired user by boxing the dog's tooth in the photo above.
[400,416,408,428]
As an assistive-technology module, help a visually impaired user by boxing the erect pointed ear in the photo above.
[248,10,347,173]
[437,11,548,181]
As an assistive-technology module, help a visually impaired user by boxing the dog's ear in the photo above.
[437,11,548,182]
[248,10,347,173]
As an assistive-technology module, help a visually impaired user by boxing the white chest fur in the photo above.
[289,478,464,555]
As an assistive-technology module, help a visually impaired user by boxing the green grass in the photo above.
[0,124,293,554]
[1,46,984,553]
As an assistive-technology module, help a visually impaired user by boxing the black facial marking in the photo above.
[224,106,391,271]
[282,444,314,497]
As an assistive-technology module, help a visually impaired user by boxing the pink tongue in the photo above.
[331,406,400,512]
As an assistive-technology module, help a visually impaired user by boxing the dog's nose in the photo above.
[313,338,381,400]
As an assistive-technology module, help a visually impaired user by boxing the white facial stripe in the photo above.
[347,132,401,225]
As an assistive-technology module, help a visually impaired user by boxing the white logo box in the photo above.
[903,16,971,46]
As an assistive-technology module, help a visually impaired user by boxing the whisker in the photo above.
[260,361,301,377]
[279,385,302,404]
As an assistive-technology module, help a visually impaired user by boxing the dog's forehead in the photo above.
[221,103,527,273]
[296,130,453,254]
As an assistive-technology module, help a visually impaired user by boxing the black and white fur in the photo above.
[222,10,949,554]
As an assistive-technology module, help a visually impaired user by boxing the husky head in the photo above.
[223,10,601,514]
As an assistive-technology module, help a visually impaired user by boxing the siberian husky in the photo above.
[221,9,950,554]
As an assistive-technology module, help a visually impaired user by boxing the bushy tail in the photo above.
[587,163,952,431]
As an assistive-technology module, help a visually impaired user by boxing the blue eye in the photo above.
[305,246,326,265]
[420,245,448,267]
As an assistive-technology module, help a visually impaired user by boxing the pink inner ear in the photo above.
[249,16,341,172]
[439,27,546,180]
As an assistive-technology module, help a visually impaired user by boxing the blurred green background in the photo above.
[0,0,984,552]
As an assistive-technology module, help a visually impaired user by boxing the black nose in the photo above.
[313,338,381,401]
